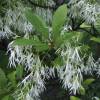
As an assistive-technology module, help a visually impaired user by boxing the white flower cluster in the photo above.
[57,42,100,94]
[58,44,83,94]
[13,61,55,99]
[7,43,36,70]
[33,0,55,8]
[33,0,55,24]
[68,0,100,24]
[8,41,100,99]
[7,40,56,100]
[0,4,33,39]
[12,56,45,100]
[35,7,53,24]
[25,66,56,100]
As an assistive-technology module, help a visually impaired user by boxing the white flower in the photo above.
[26,94,33,100]
[68,0,100,24]
[23,22,33,34]
[25,54,35,70]
[70,76,81,94]
[8,50,16,67]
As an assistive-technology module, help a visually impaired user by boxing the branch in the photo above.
[75,20,85,29]
[78,27,91,34]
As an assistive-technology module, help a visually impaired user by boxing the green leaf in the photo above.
[83,78,95,86]
[25,9,49,39]
[91,37,100,43]
[52,4,67,40]
[54,32,75,47]
[70,96,80,100]
[54,36,64,48]
[79,86,85,95]
[53,56,63,66]
[7,71,17,87]
[12,38,36,46]
[0,68,7,88]
[16,65,23,79]
[35,43,49,52]
[2,95,9,100]
[13,38,49,52]
[2,95,13,100]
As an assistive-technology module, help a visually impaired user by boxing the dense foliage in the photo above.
[0,0,100,100]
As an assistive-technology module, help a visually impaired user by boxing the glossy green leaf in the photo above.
[52,4,67,40]
[25,9,49,39]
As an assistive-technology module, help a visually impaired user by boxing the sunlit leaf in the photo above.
[83,78,95,86]
[52,4,67,40]
[79,86,85,95]
[12,38,36,46]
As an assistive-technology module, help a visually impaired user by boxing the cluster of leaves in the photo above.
[0,50,24,100]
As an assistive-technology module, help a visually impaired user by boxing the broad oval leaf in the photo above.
[12,38,36,46]
[12,38,49,52]
[25,9,49,40]
[52,4,67,40]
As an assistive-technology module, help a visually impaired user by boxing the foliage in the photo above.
[0,0,100,100]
